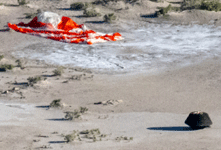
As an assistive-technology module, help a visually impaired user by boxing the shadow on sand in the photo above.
[47,118,68,121]
[85,21,105,24]
[0,28,10,32]
[57,8,79,11]
[42,74,54,77]
[13,82,29,87]
[49,141,66,144]
[75,15,91,18]
[147,126,202,131]
[36,105,50,109]
[4,4,19,7]
[141,13,158,18]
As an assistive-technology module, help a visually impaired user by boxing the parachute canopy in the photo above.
[8,12,122,44]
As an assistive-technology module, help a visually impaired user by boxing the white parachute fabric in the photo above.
[37,12,61,29]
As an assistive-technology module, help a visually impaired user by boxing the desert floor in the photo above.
[1,0,221,149]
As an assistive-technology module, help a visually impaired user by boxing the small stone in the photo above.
[102,99,123,105]
[185,111,212,129]
[33,139,40,142]
[3,90,9,94]
[94,101,102,105]
[12,87,20,91]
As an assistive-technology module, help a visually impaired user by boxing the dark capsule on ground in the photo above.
[185,111,212,129]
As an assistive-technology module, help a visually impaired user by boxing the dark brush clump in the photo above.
[70,2,85,10]
[103,13,117,22]
[27,76,41,86]
[0,64,15,71]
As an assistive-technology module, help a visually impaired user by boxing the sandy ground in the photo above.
[1,0,221,149]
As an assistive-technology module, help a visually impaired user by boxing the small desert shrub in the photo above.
[49,99,62,108]
[53,67,64,76]
[80,129,100,142]
[64,111,81,120]
[37,9,42,14]
[65,133,77,143]
[115,136,133,141]
[181,0,202,10]
[181,0,221,11]
[158,4,172,15]
[79,107,88,114]
[171,7,181,11]
[70,2,91,10]
[0,55,4,61]
[15,59,21,67]
[83,8,101,17]
[64,128,106,143]
[27,76,41,85]
[84,2,91,9]
[15,59,24,68]
[70,2,85,10]
[64,107,88,120]
[103,13,117,22]
[18,0,28,5]
[80,128,100,135]
[156,4,180,16]
[69,74,83,80]
[79,128,104,142]
[200,0,221,11]
[0,64,14,70]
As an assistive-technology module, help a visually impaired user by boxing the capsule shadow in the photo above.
[147,126,202,131]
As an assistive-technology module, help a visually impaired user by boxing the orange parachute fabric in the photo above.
[8,14,122,45]
[57,16,80,31]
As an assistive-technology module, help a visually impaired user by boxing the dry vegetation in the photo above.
[65,128,107,143]
[83,7,101,17]
[64,107,88,120]
[17,0,28,5]
[104,13,117,22]
[179,0,221,12]
[115,136,133,141]
[53,67,64,76]
[15,59,25,69]
[0,64,15,71]
[154,0,221,16]
[0,55,4,61]
[27,76,42,86]
[70,2,85,10]
[49,99,63,108]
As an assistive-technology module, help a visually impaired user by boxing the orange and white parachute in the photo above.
[8,12,123,45]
